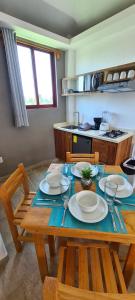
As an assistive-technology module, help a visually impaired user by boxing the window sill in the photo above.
[26,104,57,109]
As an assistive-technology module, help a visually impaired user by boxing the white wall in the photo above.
[74,26,135,143]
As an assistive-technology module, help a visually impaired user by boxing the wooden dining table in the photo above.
[20,164,135,285]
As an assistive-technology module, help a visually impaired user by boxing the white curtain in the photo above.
[2,28,29,127]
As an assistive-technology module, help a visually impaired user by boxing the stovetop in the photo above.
[102,130,127,139]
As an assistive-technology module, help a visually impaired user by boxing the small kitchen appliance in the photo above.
[91,117,102,130]
[99,122,110,131]
[100,111,110,131]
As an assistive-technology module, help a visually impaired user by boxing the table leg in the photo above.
[123,244,135,288]
[34,234,48,282]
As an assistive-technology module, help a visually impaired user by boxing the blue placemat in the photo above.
[32,164,75,207]
[32,164,135,234]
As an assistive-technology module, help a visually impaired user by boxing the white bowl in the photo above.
[107,175,126,191]
[75,162,91,172]
[76,191,99,213]
[46,172,62,188]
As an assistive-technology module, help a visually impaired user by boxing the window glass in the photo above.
[34,50,53,105]
[17,45,36,106]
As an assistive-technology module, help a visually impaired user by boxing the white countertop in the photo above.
[53,122,134,144]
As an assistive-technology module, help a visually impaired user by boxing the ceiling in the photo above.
[0,0,135,37]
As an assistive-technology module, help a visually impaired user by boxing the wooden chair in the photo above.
[66,152,99,164]
[43,277,135,300]
[43,242,135,299]
[0,163,54,254]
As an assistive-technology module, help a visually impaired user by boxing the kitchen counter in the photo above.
[53,122,134,144]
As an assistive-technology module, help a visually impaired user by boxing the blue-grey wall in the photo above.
[0,40,66,176]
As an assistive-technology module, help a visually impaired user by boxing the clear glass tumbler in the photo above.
[104,180,118,205]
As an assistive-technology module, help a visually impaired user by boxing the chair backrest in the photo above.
[43,277,135,300]
[66,152,99,164]
[0,163,29,219]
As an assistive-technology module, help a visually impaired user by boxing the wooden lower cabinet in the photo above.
[92,137,132,165]
[54,129,132,164]
[54,129,72,160]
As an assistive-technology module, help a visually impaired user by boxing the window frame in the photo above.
[17,42,57,109]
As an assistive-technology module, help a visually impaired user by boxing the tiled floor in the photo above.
[0,163,135,299]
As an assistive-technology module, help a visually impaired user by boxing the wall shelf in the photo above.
[62,61,135,96]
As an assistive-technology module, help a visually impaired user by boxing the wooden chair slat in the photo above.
[78,247,89,289]
[66,152,99,164]
[18,205,30,212]
[100,248,118,293]
[57,247,65,282]
[13,218,22,225]
[65,246,76,286]
[112,250,127,293]
[25,193,36,199]
[90,248,104,292]
[14,211,26,219]
[23,199,33,205]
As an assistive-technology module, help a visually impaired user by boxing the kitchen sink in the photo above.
[61,125,78,130]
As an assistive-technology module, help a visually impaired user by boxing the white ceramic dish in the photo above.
[106,175,127,191]
[75,162,91,172]
[76,190,99,213]
[99,177,133,198]
[71,165,98,178]
[68,193,108,223]
[46,172,63,188]
[39,175,69,195]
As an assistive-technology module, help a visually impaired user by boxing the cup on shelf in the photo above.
[113,72,119,81]
[127,69,135,79]
[107,73,113,82]
[63,88,68,94]
[120,71,126,80]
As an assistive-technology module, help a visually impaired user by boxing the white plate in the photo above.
[39,175,69,195]
[99,177,133,198]
[71,165,98,178]
[68,193,108,223]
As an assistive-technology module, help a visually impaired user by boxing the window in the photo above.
[17,43,57,108]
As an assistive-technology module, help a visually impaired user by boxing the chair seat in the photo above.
[14,192,35,225]
[57,242,127,294]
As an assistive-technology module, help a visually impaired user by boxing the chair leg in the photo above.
[123,244,135,288]
[34,234,49,282]
[48,235,55,257]
[8,221,22,252]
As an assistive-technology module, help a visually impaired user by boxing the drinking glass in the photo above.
[97,165,105,181]
[104,180,118,205]
[63,163,69,176]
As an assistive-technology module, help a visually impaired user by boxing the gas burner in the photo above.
[102,130,127,139]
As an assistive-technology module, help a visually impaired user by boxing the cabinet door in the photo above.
[92,138,117,164]
[54,129,72,160]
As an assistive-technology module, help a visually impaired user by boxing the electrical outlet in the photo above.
[0,156,3,163]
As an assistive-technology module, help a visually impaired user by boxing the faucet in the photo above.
[73,111,80,126]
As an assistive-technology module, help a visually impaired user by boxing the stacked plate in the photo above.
[39,172,70,195]
[99,174,133,198]
[71,162,98,178]
[68,191,108,223]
